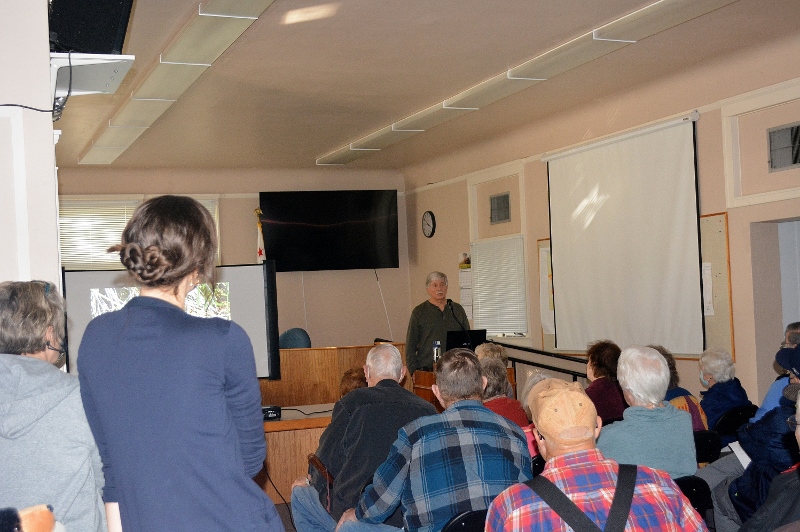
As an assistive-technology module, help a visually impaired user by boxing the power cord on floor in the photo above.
[265,468,298,531]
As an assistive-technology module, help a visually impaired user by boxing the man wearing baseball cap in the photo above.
[486,378,705,531]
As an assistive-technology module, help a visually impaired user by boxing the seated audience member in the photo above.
[697,346,800,532]
[583,340,627,425]
[699,346,752,431]
[739,384,800,532]
[650,344,708,430]
[750,322,800,423]
[291,344,436,531]
[0,281,106,532]
[597,346,696,478]
[475,342,509,364]
[336,348,532,532]
[339,367,368,398]
[518,370,553,458]
[481,357,529,427]
[486,378,706,532]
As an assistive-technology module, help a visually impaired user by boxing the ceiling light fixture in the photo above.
[316,0,740,165]
[79,0,276,165]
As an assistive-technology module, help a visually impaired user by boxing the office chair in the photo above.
[278,327,311,349]
[694,430,722,465]
[441,509,488,532]
[674,475,715,531]
[713,404,758,438]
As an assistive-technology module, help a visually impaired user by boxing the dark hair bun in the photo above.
[120,243,172,284]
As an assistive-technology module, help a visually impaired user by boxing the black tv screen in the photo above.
[260,190,399,272]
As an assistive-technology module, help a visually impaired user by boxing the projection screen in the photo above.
[547,118,703,354]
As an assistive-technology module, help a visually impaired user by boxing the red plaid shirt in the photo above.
[486,449,707,531]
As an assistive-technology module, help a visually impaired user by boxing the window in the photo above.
[59,196,219,270]
[471,235,527,335]
[768,122,800,172]
[490,192,511,224]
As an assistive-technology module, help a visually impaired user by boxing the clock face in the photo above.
[422,211,436,238]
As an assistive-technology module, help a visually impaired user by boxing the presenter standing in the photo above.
[405,271,469,374]
[78,196,283,532]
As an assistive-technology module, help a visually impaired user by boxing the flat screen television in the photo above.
[259,190,399,272]
[62,262,281,379]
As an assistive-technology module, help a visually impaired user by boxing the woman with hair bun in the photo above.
[78,195,283,532]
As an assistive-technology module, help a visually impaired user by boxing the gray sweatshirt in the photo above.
[0,354,106,532]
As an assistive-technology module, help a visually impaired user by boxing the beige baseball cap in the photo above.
[528,378,598,447]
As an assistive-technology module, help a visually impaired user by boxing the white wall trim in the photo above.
[722,78,800,208]
[1,108,31,280]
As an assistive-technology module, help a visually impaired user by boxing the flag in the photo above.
[255,208,265,263]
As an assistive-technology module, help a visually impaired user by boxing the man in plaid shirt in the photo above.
[336,348,532,532]
[486,378,707,531]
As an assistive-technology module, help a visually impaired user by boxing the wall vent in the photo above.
[490,192,511,224]
[768,122,800,172]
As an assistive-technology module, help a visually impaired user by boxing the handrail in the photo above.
[492,341,588,382]
[491,341,586,363]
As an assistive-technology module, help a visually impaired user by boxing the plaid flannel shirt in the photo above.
[486,449,707,532]
[355,400,532,532]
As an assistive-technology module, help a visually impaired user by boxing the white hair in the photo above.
[699,347,735,383]
[366,344,403,380]
[425,271,448,287]
[520,369,554,419]
[617,346,670,407]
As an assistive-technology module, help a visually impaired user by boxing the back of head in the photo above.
[649,344,680,389]
[586,340,621,381]
[528,378,597,450]
[340,367,368,397]
[366,343,403,381]
[520,369,553,419]
[618,346,670,406]
[474,342,508,364]
[480,357,511,399]
[0,281,65,355]
[109,195,218,288]
[435,348,482,403]
[699,346,735,383]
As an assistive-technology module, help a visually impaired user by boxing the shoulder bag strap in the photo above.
[524,464,638,532]
[603,464,637,532]
[524,476,602,532]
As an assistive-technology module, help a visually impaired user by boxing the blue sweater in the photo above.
[78,296,283,532]
[596,403,696,479]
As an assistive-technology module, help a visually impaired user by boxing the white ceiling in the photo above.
[52,0,800,172]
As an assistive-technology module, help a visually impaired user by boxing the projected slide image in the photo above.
[89,283,231,320]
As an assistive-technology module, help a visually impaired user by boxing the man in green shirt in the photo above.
[405,271,469,374]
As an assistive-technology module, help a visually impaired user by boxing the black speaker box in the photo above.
[49,0,134,55]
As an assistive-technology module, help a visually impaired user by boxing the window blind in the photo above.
[59,196,220,271]
[471,235,527,335]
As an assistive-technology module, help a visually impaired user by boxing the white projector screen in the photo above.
[547,119,704,354]
[63,263,279,377]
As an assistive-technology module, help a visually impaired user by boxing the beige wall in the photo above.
[405,180,471,315]
[0,1,61,285]
[57,32,800,401]
[400,33,800,401]
[58,167,413,348]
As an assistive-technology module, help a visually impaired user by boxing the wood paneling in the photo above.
[259,344,409,406]
[261,425,328,504]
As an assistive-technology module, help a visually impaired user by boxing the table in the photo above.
[260,404,334,504]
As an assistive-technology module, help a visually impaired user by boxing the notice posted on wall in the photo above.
[459,252,473,320]
[702,262,714,316]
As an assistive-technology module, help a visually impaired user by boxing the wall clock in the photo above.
[422,211,436,238]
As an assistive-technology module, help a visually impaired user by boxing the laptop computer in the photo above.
[445,329,487,352]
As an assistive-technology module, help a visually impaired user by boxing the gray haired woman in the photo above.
[0,280,106,532]
[698,346,752,430]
